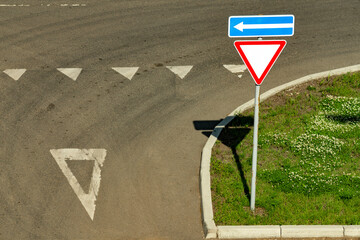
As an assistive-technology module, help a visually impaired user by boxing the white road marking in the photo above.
[57,68,82,81]
[0,4,29,7]
[0,3,86,7]
[223,65,247,79]
[112,67,139,81]
[1,64,249,82]
[60,3,86,7]
[166,65,193,79]
[3,69,26,81]
[223,64,247,73]
[50,149,107,221]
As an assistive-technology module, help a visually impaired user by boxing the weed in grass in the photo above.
[307,85,316,91]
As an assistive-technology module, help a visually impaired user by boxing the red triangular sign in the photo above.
[234,40,286,85]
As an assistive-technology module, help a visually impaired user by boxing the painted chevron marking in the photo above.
[166,65,193,79]
[223,64,247,73]
[57,68,82,81]
[112,67,139,80]
[3,69,26,81]
[223,64,247,78]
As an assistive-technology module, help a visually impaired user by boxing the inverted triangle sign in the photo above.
[234,40,286,85]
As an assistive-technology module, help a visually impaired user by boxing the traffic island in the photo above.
[200,65,360,238]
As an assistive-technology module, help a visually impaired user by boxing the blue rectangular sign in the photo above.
[228,15,295,38]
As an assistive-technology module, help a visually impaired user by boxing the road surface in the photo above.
[0,0,359,239]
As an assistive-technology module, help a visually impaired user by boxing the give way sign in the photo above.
[234,40,286,85]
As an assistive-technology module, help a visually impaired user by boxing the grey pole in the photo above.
[250,84,260,211]
[250,36,263,211]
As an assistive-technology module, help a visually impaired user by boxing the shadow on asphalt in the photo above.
[193,115,254,201]
[193,120,223,137]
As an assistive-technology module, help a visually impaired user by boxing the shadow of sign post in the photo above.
[193,115,254,202]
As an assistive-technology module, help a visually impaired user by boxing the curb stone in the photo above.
[344,225,360,237]
[281,225,344,238]
[218,226,280,239]
[200,64,360,239]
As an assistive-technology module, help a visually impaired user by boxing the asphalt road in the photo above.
[0,0,359,239]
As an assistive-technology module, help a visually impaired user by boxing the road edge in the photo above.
[200,64,360,239]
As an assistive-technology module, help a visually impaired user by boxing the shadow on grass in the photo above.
[325,114,360,123]
[193,115,254,201]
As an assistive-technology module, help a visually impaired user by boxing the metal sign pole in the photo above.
[250,84,260,211]
[250,36,262,211]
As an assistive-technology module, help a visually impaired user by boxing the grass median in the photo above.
[211,72,360,225]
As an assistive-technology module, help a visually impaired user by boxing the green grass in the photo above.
[211,72,360,225]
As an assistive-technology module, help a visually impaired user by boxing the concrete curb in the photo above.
[218,226,280,239]
[281,225,344,238]
[200,64,360,239]
[344,225,360,237]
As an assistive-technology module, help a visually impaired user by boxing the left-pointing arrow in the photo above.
[234,22,294,32]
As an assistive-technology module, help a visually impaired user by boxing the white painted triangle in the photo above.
[223,64,247,74]
[239,44,280,79]
[166,65,193,79]
[3,69,26,81]
[50,148,107,220]
[112,67,139,80]
[57,68,82,81]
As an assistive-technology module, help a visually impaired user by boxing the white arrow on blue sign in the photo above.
[228,15,295,38]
